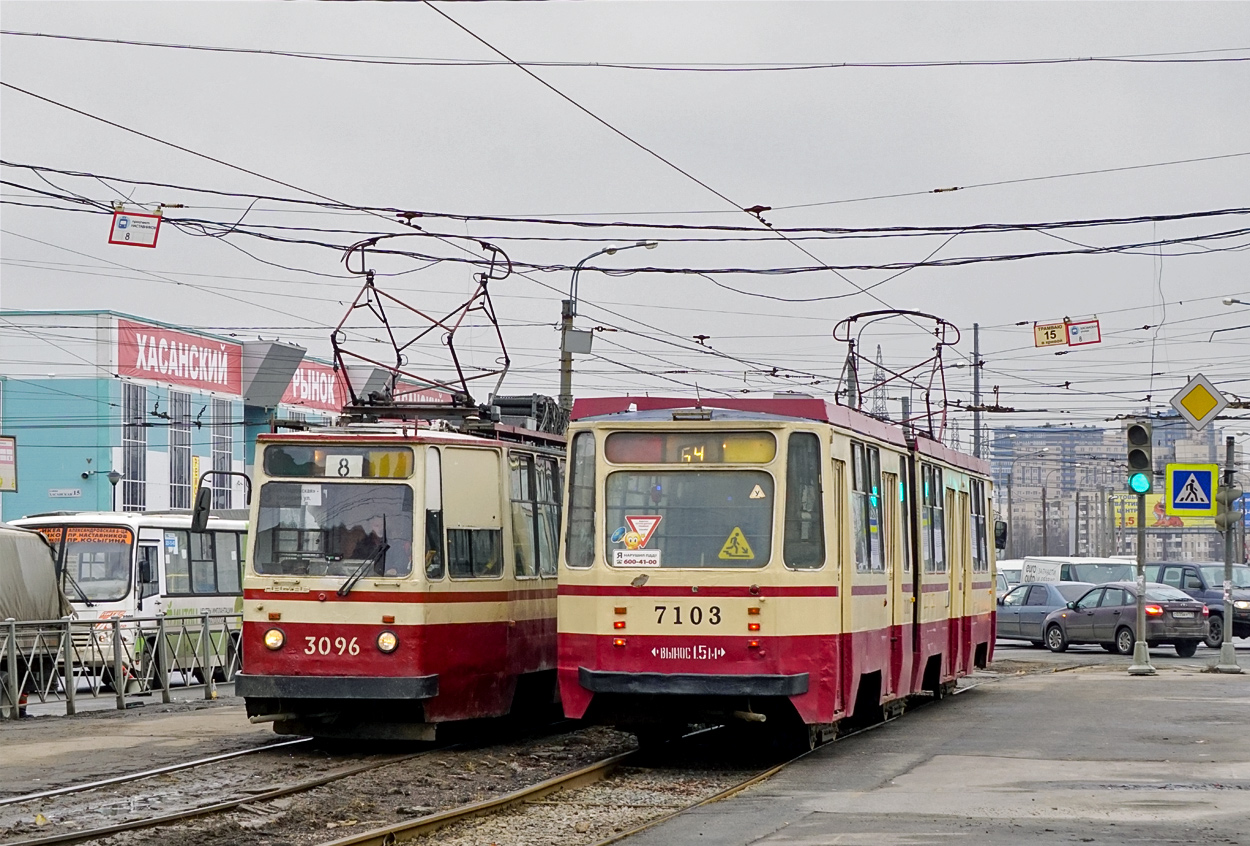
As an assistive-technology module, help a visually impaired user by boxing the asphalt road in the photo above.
[623,657,1250,846]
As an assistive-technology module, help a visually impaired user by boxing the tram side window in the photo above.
[511,453,538,578]
[448,529,503,578]
[425,446,445,580]
[921,465,946,574]
[784,432,824,570]
[851,442,883,573]
[970,479,989,573]
[899,458,912,573]
[443,447,504,579]
[536,457,561,577]
[566,433,596,569]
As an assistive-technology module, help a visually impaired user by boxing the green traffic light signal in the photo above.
[1129,472,1152,494]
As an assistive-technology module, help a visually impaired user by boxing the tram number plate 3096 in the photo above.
[654,605,721,625]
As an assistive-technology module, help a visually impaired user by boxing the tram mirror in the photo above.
[993,520,1007,550]
[191,486,213,533]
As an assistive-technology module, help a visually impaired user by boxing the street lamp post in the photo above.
[107,470,123,511]
[558,241,658,412]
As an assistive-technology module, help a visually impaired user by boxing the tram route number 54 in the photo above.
[654,605,721,625]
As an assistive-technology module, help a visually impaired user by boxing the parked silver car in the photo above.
[996,582,1095,646]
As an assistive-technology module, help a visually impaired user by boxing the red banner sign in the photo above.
[282,360,350,413]
[117,319,242,395]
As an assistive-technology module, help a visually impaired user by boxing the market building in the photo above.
[0,309,420,520]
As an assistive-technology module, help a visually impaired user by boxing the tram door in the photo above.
[882,470,903,698]
[947,489,968,676]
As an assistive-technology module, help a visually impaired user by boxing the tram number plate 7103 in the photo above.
[654,605,721,625]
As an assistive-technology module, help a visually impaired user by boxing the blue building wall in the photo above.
[1,377,112,518]
[1,376,248,521]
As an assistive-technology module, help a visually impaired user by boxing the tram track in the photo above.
[3,751,425,846]
[314,679,1003,846]
[0,738,312,808]
[1,726,636,846]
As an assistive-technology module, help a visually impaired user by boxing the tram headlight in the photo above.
[377,631,399,653]
[263,628,285,650]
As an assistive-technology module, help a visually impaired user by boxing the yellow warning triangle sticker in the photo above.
[718,526,755,560]
[749,484,766,499]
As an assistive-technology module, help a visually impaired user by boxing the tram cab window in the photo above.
[566,433,596,569]
[898,458,912,574]
[851,442,883,573]
[783,432,824,570]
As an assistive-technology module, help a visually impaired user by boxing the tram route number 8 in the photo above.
[654,605,721,625]
[305,635,361,656]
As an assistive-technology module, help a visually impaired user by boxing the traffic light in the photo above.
[1214,484,1245,532]
[1125,420,1153,494]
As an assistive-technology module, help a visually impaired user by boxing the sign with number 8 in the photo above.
[325,454,364,478]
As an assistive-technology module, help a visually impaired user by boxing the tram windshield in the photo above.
[253,482,414,577]
[604,470,773,569]
[62,527,134,603]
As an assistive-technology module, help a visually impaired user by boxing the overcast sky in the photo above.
[2,1,1248,442]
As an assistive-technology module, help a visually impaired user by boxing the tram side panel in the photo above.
[836,436,901,718]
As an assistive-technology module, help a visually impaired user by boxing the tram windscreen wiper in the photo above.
[337,516,388,598]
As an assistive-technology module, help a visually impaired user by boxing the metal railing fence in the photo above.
[1,613,242,719]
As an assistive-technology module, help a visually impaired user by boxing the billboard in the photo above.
[117,319,243,395]
[1114,494,1217,530]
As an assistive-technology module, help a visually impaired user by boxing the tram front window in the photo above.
[604,471,773,569]
[254,482,414,577]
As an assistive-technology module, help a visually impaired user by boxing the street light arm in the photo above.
[568,240,658,315]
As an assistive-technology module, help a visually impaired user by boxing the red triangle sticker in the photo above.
[624,515,663,548]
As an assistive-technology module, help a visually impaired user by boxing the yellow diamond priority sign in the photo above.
[1169,373,1228,432]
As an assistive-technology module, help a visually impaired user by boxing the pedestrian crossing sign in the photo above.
[1165,463,1218,517]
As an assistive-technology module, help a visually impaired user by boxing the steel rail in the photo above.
[318,751,637,846]
[588,702,946,846]
[7,752,425,846]
[0,737,312,807]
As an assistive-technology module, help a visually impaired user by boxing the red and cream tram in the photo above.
[236,421,564,740]
[557,396,996,746]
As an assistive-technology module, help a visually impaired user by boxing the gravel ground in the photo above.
[417,766,758,846]
[3,727,635,846]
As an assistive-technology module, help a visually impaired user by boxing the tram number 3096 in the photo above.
[654,605,721,625]
[305,636,361,656]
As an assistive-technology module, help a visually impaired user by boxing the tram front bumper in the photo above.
[578,667,808,697]
[235,673,439,700]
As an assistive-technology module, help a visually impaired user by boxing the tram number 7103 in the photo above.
[654,605,721,625]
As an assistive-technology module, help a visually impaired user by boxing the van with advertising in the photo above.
[0,523,73,716]
[10,511,248,690]
[1020,556,1135,585]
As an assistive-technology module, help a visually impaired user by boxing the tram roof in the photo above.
[571,396,990,476]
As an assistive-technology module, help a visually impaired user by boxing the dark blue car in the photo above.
[996,582,1095,646]
[1147,562,1250,647]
